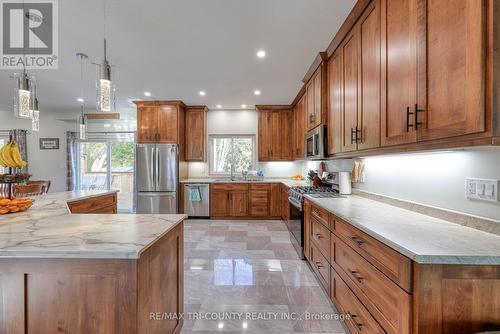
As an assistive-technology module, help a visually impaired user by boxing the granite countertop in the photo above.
[0,190,186,259]
[305,195,500,265]
[181,178,309,188]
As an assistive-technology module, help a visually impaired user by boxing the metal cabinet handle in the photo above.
[347,312,363,332]
[350,236,363,247]
[406,106,414,132]
[315,233,322,239]
[414,104,424,130]
[315,261,324,269]
[350,270,363,283]
[311,211,323,221]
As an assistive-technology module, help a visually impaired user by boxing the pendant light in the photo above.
[94,0,115,112]
[13,1,35,119]
[77,52,89,140]
[30,84,40,132]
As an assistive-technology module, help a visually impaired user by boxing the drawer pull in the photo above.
[350,236,363,246]
[315,233,322,239]
[315,261,324,269]
[347,313,363,332]
[350,271,363,283]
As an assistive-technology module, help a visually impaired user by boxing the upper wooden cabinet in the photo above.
[135,101,186,144]
[293,94,307,159]
[306,64,327,131]
[328,0,381,154]
[185,106,207,161]
[257,106,293,161]
[381,0,487,147]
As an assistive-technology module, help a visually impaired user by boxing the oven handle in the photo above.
[288,197,303,211]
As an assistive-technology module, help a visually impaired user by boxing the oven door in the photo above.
[288,200,305,259]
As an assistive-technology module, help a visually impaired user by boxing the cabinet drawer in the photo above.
[309,241,330,293]
[68,194,116,214]
[212,183,249,191]
[250,204,269,217]
[333,217,411,291]
[331,269,386,334]
[309,202,330,228]
[249,190,269,203]
[332,234,411,334]
[249,184,271,191]
[311,216,331,260]
[86,204,116,214]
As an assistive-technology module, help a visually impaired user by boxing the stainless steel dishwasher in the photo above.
[183,184,210,218]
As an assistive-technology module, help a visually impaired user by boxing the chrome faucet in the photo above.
[230,163,235,181]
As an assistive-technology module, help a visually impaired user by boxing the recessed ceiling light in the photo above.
[77,98,84,103]
[199,91,206,96]
[254,90,261,96]
[216,104,222,109]
[257,50,266,58]
[241,104,247,108]
[144,91,151,97]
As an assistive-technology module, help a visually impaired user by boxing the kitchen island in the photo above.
[0,191,186,334]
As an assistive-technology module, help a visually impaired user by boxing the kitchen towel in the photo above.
[189,187,202,202]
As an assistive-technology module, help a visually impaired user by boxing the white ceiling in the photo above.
[0,0,355,119]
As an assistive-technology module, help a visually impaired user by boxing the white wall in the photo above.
[0,109,74,192]
[187,109,304,178]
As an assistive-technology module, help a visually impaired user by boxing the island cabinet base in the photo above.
[0,221,184,334]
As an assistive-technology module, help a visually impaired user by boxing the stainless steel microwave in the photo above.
[306,125,326,160]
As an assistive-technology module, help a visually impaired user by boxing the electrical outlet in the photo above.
[465,178,499,202]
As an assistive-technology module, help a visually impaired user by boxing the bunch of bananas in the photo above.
[0,140,26,169]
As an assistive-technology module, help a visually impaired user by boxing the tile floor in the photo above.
[181,219,347,334]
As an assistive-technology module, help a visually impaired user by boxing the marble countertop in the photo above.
[0,190,186,259]
[181,178,309,188]
[305,195,500,265]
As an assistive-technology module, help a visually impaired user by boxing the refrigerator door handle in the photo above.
[156,147,160,190]
[151,146,156,190]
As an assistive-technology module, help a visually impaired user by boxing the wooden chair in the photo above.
[27,180,51,194]
[13,183,46,197]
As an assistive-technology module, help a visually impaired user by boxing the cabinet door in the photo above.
[417,0,486,141]
[270,111,282,160]
[306,81,315,131]
[381,0,418,146]
[158,104,179,143]
[341,30,359,153]
[327,50,343,155]
[230,191,248,217]
[137,105,158,143]
[249,185,270,217]
[185,109,205,161]
[280,109,293,160]
[358,0,381,150]
[258,111,272,161]
[313,68,323,129]
[295,96,307,158]
[269,184,282,217]
[303,200,311,260]
[211,189,229,217]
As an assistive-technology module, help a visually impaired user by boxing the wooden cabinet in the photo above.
[67,193,117,214]
[185,106,207,161]
[381,0,487,147]
[249,184,270,217]
[306,65,326,131]
[257,107,293,161]
[211,184,249,218]
[330,0,381,154]
[135,101,186,157]
[416,0,486,142]
[293,94,307,159]
[269,183,282,218]
[280,185,290,224]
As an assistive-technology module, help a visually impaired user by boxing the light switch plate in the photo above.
[465,178,499,202]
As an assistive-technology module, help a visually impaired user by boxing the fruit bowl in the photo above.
[0,198,34,215]
[0,173,31,184]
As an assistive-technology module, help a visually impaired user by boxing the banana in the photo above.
[0,144,16,168]
[10,141,26,168]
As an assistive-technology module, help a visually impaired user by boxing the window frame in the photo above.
[208,134,256,176]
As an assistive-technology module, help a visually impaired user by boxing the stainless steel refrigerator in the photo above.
[135,143,178,214]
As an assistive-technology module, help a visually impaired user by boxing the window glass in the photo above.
[210,135,255,175]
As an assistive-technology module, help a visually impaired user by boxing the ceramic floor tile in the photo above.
[182,219,346,334]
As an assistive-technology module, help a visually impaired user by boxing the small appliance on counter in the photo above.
[183,184,210,218]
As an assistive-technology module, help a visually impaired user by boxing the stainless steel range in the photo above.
[288,185,339,259]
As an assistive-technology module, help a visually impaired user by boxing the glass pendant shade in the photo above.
[96,58,114,112]
[31,98,40,132]
[78,107,87,140]
[14,73,32,119]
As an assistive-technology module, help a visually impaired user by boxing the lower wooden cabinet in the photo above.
[304,199,500,334]
[67,193,117,214]
[211,183,282,219]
